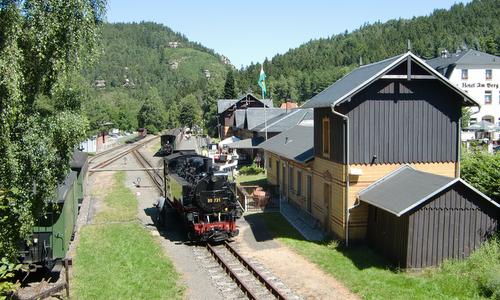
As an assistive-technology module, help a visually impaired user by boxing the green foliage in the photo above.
[461,151,500,202]
[239,164,265,175]
[178,94,202,128]
[82,22,228,132]
[0,0,104,259]
[137,88,167,134]
[462,107,472,128]
[0,257,22,299]
[223,70,236,99]
[236,0,500,103]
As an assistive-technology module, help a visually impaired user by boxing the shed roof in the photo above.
[301,51,479,109]
[245,108,286,130]
[227,137,265,149]
[260,124,314,163]
[358,165,499,217]
[252,108,313,133]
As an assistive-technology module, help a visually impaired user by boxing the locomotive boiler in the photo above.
[156,152,242,242]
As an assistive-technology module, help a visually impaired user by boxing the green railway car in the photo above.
[19,150,88,270]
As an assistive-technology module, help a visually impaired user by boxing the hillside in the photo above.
[235,0,500,104]
[82,22,230,132]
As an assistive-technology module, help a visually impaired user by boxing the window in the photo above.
[322,117,330,157]
[486,69,492,80]
[288,166,294,192]
[268,156,272,169]
[485,91,492,104]
[461,69,468,80]
[297,170,302,196]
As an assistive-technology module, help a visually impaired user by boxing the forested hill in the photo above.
[235,0,500,104]
[82,22,230,132]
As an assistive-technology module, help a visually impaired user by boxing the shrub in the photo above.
[461,150,500,202]
[0,258,21,300]
[239,164,265,175]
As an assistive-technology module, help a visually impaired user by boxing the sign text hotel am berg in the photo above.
[462,81,499,89]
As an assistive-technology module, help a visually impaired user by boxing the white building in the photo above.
[427,49,500,125]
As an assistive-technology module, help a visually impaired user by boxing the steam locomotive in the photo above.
[156,152,242,242]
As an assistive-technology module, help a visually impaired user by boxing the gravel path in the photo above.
[127,149,224,300]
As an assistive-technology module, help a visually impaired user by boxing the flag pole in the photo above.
[263,88,268,140]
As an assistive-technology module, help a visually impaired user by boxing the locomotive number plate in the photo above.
[207,197,222,203]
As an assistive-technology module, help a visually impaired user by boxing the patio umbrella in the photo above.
[464,120,500,132]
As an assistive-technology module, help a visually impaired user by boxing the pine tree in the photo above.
[223,70,236,99]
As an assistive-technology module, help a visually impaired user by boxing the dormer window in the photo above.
[461,69,468,80]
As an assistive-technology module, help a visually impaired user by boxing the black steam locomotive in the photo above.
[156,152,242,242]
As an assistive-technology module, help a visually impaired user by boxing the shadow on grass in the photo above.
[256,212,398,272]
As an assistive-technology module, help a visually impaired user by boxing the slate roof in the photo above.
[252,108,313,133]
[217,93,274,114]
[358,165,499,217]
[302,51,479,109]
[260,124,314,163]
[55,171,77,204]
[427,50,500,76]
[245,108,286,130]
[227,137,265,149]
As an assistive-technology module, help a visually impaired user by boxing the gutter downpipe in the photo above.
[331,103,350,246]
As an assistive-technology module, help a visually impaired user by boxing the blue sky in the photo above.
[107,0,471,68]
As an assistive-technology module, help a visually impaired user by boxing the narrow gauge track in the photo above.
[131,148,164,194]
[206,241,289,300]
[89,136,157,173]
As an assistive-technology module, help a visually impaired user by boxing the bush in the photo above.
[0,258,21,299]
[461,150,500,202]
[239,164,265,175]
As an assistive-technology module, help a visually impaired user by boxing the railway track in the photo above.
[88,135,157,175]
[131,149,164,194]
[200,241,296,300]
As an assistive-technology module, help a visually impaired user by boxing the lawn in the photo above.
[72,172,184,299]
[236,172,267,186]
[259,213,500,300]
[93,172,137,223]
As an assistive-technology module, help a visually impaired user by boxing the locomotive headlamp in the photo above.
[33,238,38,244]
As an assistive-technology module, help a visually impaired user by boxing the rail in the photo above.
[205,242,288,300]
[131,149,164,194]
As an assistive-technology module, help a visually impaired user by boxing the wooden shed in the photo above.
[358,165,499,268]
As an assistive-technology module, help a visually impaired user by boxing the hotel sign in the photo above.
[462,82,499,89]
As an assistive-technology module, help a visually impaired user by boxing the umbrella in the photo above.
[464,120,500,132]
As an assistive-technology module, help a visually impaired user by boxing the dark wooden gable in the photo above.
[406,181,499,268]
[314,56,462,164]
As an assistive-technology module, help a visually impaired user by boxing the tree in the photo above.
[137,88,166,134]
[0,0,105,260]
[179,94,202,128]
[223,70,236,99]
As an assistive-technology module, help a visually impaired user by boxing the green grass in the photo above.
[258,213,500,300]
[73,172,184,299]
[93,172,137,223]
[236,173,267,186]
